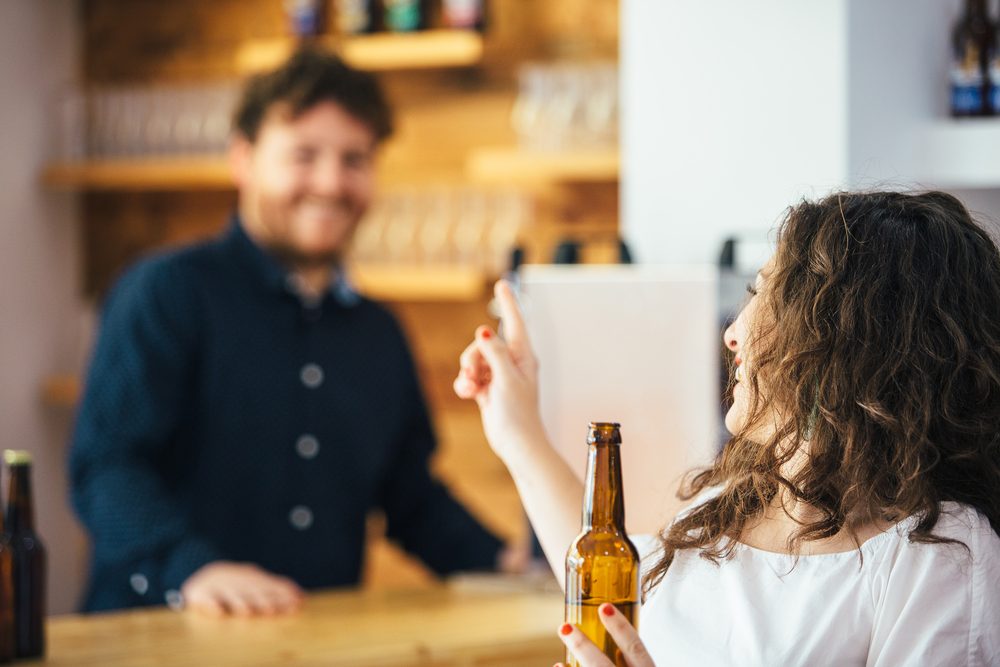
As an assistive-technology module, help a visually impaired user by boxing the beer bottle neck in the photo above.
[582,442,626,531]
[6,465,35,535]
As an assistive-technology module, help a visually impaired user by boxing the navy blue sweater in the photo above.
[69,219,502,612]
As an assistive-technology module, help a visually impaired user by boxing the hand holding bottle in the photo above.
[555,603,655,667]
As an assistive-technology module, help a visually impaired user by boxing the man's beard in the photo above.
[253,199,358,270]
[259,237,346,270]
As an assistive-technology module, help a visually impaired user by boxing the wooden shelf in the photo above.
[351,263,487,302]
[42,156,467,191]
[42,157,233,191]
[236,30,484,74]
[467,147,620,185]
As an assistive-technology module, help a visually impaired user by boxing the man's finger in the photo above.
[247,590,279,615]
[598,603,654,667]
[270,590,302,614]
[556,623,616,667]
[220,589,254,617]
[185,590,225,617]
[270,575,304,598]
[262,578,302,614]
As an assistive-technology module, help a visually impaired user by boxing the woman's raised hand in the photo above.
[554,603,656,667]
[453,280,547,463]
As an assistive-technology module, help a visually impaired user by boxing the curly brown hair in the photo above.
[645,190,1000,594]
[233,46,393,144]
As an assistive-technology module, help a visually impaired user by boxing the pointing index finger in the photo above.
[494,280,531,355]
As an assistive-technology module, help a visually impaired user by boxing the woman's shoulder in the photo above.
[886,502,998,558]
[871,503,998,615]
[932,502,997,541]
[869,504,999,665]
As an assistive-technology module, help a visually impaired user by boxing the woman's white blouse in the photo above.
[632,502,1000,666]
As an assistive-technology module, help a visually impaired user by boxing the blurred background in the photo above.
[1,0,998,615]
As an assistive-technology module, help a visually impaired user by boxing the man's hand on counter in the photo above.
[180,561,304,617]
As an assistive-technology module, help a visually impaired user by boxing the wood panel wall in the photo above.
[76,0,619,589]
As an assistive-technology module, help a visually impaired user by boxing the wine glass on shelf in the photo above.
[488,190,529,275]
[453,188,490,270]
[583,62,619,148]
[172,86,204,156]
[418,186,456,266]
[383,189,421,264]
[353,195,390,264]
[512,64,549,151]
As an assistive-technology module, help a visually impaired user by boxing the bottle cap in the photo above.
[587,422,622,444]
[3,450,32,466]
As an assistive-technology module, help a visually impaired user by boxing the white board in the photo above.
[519,264,720,534]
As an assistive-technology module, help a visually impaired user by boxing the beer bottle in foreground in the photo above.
[4,451,45,659]
[0,481,13,663]
[565,422,639,667]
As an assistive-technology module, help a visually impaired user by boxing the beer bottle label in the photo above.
[443,0,482,29]
[336,0,371,34]
[385,0,422,31]
[951,42,984,114]
[285,0,325,36]
[990,56,1000,114]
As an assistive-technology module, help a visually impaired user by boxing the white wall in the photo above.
[846,0,952,186]
[623,0,1000,264]
[0,0,89,615]
[622,0,850,264]
[847,0,1000,236]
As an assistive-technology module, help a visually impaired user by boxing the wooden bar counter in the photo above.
[29,578,564,666]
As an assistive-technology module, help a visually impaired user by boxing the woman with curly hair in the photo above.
[454,190,1000,666]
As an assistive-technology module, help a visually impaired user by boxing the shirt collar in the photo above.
[225,214,361,308]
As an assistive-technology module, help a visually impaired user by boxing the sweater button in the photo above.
[296,435,320,459]
[165,589,184,611]
[289,505,314,530]
[300,363,324,388]
[129,573,149,595]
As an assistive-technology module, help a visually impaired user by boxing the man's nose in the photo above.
[312,159,348,196]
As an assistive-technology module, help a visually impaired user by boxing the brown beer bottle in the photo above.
[4,451,45,659]
[565,422,639,667]
[950,0,995,116]
[0,486,14,663]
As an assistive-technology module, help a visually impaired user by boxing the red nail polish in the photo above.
[481,329,492,340]
[600,603,615,617]
[560,623,573,636]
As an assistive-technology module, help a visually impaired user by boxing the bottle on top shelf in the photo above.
[315,0,490,37]
[990,6,1000,115]
[383,0,427,32]
[335,0,378,35]
[950,0,996,117]
[442,0,486,31]
[284,0,326,37]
